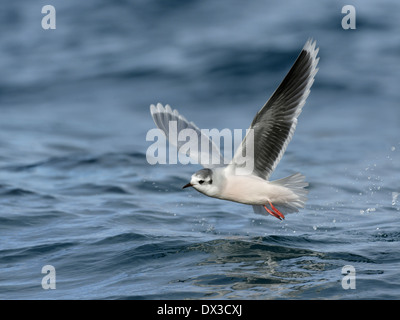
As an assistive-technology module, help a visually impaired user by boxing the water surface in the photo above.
[1,0,400,299]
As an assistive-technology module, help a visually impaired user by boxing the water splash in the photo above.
[392,192,399,206]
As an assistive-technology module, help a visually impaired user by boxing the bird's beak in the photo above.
[182,183,193,189]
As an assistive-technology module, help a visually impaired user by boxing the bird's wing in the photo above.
[228,39,319,179]
[150,103,225,168]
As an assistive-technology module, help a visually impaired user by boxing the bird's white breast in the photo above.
[217,174,292,205]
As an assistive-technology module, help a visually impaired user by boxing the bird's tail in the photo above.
[270,172,309,213]
[252,173,309,216]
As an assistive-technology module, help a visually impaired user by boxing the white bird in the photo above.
[150,39,319,220]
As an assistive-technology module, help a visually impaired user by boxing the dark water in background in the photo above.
[1,0,400,299]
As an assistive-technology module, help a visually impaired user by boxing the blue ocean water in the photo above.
[1,0,400,299]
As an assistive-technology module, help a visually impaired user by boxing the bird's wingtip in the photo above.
[303,38,319,58]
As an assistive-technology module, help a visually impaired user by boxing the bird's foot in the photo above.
[263,202,285,220]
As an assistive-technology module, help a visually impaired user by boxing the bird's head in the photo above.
[182,168,218,196]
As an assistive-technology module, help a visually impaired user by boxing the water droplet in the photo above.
[392,192,399,206]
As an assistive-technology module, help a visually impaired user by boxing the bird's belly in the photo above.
[218,176,285,205]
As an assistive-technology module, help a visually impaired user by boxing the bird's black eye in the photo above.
[209,179,213,184]
[199,180,204,184]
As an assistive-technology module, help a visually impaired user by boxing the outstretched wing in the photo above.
[229,39,319,179]
[150,103,225,168]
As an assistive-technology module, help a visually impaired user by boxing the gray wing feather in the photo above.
[230,39,319,179]
[150,103,225,167]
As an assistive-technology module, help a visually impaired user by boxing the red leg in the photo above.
[269,201,285,220]
[263,204,283,220]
